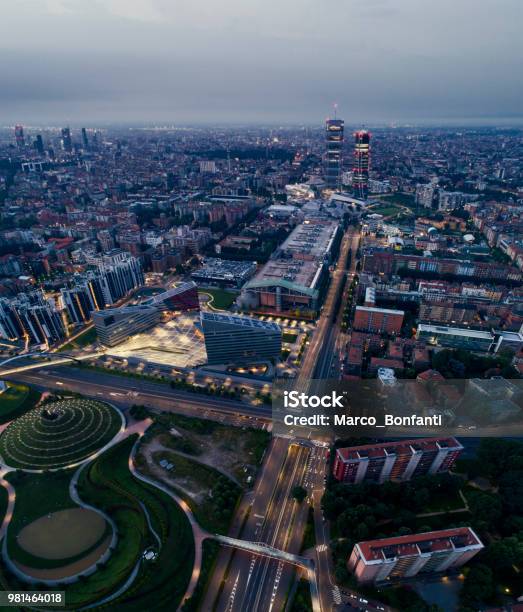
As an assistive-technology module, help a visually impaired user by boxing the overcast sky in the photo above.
[1,0,522,125]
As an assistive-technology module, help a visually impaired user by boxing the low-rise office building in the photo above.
[240,220,338,314]
[93,305,160,347]
[192,258,257,289]
[143,282,200,311]
[416,324,494,352]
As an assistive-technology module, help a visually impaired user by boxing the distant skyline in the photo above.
[1,0,522,125]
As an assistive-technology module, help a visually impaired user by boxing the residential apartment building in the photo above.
[362,252,522,283]
[348,528,483,583]
[0,290,65,346]
[333,437,463,484]
[353,306,404,335]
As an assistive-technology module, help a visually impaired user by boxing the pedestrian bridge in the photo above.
[215,534,312,568]
[0,351,104,377]
[214,534,321,612]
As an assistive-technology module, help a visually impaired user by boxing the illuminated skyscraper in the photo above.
[324,118,344,189]
[61,127,72,152]
[14,125,25,148]
[353,129,371,199]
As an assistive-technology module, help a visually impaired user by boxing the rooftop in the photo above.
[106,312,206,369]
[143,281,197,305]
[356,305,405,317]
[280,220,338,260]
[337,437,463,463]
[245,258,322,295]
[417,323,494,340]
[201,311,281,332]
[192,258,256,282]
[357,527,483,563]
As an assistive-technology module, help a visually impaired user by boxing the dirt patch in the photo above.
[139,439,206,502]
[13,535,112,580]
[155,424,267,485]
[17,508,107,560]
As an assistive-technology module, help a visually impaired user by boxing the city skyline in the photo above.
[1,0,522,125]
[1,4,523,605]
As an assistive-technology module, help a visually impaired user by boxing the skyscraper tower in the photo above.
[353,130,371,199]
[34,134,45,155]
[14,125,25,148]
[81,127,89,150]
[324,117,344,189]
[61,127,72,152]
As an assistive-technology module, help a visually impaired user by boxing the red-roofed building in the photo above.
[387,339,404,360]
[346,343,363,376]
[416,369,445,383]
[369,357,404,373]
[353,306,404,335]
[348,527,483,583]
[333,437,463,484]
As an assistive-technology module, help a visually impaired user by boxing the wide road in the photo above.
[314,227,360,381]
[5,366,272,424]
[297,228,356,385]
[220,443,309,612]
[201,436,291,611]
[305,226,361,612]
[211,442,328,612]
[258,444,328,612]
[208,227,359,612]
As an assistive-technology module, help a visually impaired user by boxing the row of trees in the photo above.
[323,472,465,589]
[459,438,523,610]
[432,347,520,379]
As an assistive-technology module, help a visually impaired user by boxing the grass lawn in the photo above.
[282,332,298,344]
[154,450,218,489]
[369,204,403,217]
[5,469,80,567]
[377,193,416,208]
[0,384,40,424]
[157,412,271,468]
[74,436,194,611]
[1,436,194,611]
[210,425,270,467]
[58,327,98,352]
[199,288,238,310]
[0,398,122,470]
[412,510,470,534]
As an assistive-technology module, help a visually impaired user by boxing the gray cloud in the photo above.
[0,0,522,124]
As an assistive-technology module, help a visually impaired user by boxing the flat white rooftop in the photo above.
[418,324,493,339]
[356,306,405,316]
